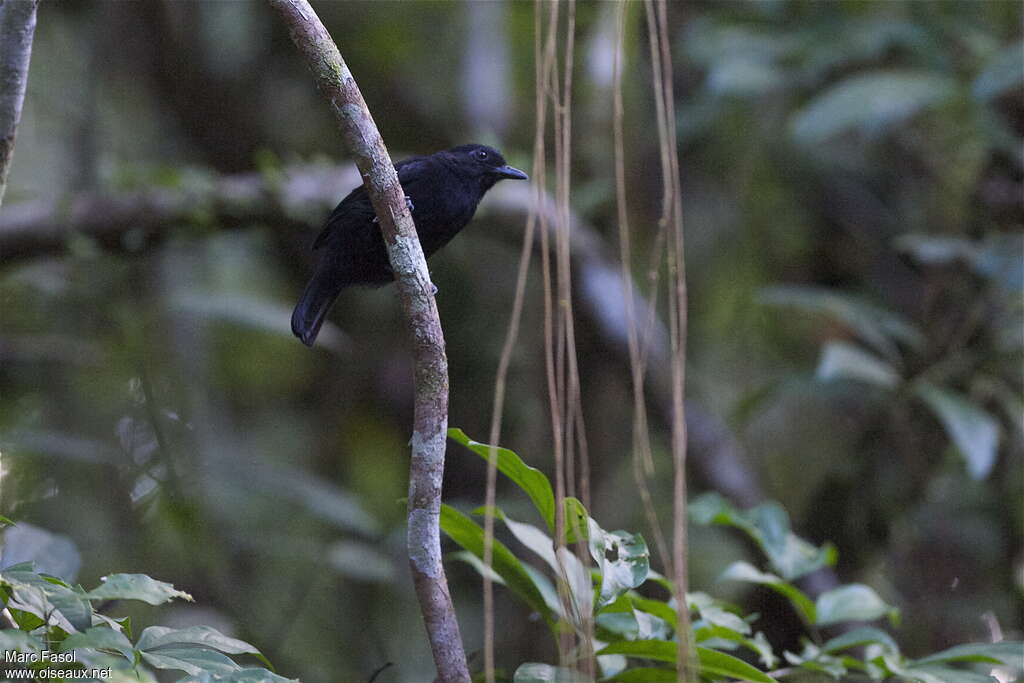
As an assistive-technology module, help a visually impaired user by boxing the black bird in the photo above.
[291,144,528,347]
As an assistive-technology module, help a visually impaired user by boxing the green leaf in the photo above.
[790,71,956,143]
[720,561,816,625]
[596,639,677,663]
[758,286,924,359]
[822,626,899,655]
[915,383,1000,479]
[589,526,650,608]
[914,641,1024,669]
[609,668,677,682]
[513,663,594,682]
[689,592,750,635]
[449,429,555,531]
[440,504,554,626]
[178,670,298,683]
[85,574,194,605]
[556,547,593,627]
[0,629,43,654]
[59,626,135,661]
[630,596,678,630]
[697,647,779,682]
[817,341,900,388]
[815,584,895,626]
[140,647,241,676]
[0,517,15,527]
[136,625,262,658]
[691,494,833,580]
[902,664,1006,683]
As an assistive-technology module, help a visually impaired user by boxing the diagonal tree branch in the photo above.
[0,0,39,208]
[264,1,469,681]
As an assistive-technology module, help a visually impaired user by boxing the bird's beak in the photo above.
[495,165,529,180]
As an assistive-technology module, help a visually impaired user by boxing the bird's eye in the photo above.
[474,149,489,161]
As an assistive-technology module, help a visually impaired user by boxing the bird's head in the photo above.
[446,144,528,189]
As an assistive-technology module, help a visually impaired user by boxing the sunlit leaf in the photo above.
[513,663,594,682]
[822,626,899,655]
[720,561,816,624]
[914,641,1024,669]
[449,429,555,531]
[85,574,193,605]
[915,383,1000,480]
[817,341,900,388]
[439,504,554,626]
[815,584,895,626]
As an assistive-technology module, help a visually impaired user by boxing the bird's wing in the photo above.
[312,156,431,251]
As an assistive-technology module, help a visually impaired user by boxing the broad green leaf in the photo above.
[815,584,894,626]
[817,341,900,388]
[495,511,557,572]
[589,526,650,608]
[902,664,1007,683]
[513,663,594,682]
[690,493,835,580]
[140,647,241,676]
[449,551,505,585]
[85,574,193,605]
[914,641,1024,669]
[2,576,85,633]
[0,629,43,654]
[720,561,816,625]
[630,596,677,629]
[915,383,1000,479]
[178,670,298,683]
[136,625,262,659]
[689,592,750,635]
[758,286,924,359]
[822,626,899,655]
[609,668,677,682]
[596,639,676,663]
[0,517,15,527]
[697,647,779,682]
[449,429,555,531]
[556,547,593,627]
[440,504,554,626]
[790,71,956,143]
[59,626,135,661]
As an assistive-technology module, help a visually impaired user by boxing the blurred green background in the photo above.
[1,1,1021,681]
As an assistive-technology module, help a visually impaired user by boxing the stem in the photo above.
[266,1,469,680]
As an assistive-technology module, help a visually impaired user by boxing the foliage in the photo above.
[0,524,292,683]
[443,430,1023,683]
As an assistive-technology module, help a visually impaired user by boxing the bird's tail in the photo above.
[291,266,345,347]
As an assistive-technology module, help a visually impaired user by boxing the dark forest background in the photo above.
[1,1,1021,681]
